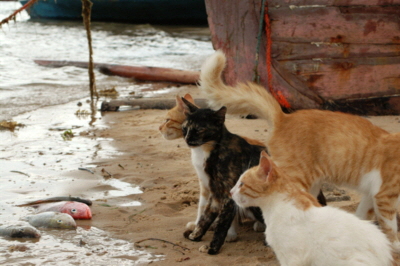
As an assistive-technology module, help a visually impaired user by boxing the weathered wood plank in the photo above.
[278,59,400,100]
[273,42,400,61]
[34,59,200,84]
[266,0,400,6]
[269,6,400,44]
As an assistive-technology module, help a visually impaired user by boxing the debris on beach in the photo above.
[0,224,41,239]
[17,196,93,207]
[17,197,93,220]
[0,120,24,131]
[20,201,92,220]
[24,212,77,229]
[61,129,74,141]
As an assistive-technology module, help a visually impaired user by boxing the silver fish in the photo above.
[25,212,77,229]
[0,225,41,238]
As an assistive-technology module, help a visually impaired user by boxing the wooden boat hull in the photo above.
[205,0,400,115]
[20,0,207,25]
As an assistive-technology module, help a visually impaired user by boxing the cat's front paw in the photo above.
[183,229,202,242]
[253,221,266,232]
[186,221,196,231]
[183,229,193,239]
[199,245,218,255]
[199,245,209,253]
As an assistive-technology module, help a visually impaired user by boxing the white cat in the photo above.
[231,151,393,266]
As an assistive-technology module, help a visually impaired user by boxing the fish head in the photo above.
[61,202,92,220]
[50,213,77,229]
[10,226,41,238]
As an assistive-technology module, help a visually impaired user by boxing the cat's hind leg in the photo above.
[309,182,327,206]
[225,213,238,242]
[355,195,374,220]
[373,188,400,251]
[246,207,266,232]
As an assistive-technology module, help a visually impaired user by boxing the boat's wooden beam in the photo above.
[98,65,200,84]
[34,60,200,84]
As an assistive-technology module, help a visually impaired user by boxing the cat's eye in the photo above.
[165,118,170,123]
[239,182,244,188]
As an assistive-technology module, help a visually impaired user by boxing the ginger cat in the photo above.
[159,94,194,141]
[200,50,400,250]
[231,151,393,266]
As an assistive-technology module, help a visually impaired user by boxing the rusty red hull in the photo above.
[205,0,400,115]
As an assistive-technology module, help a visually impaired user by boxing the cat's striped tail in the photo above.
[199,50,284,131]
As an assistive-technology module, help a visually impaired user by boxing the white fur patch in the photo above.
[191,147,210,224]
[191,147,210,190]
[358,169,382,196]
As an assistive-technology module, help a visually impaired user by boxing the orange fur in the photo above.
[159,94,194,140]
[239,151,321,211]
[201,50,400,247]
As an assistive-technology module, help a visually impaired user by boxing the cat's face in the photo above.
[181,98,226,147]
[159,94,195,140]
[230,151,274,208]
[159,107,185,140]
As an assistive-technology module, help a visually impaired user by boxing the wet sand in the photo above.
[86,85,400,265]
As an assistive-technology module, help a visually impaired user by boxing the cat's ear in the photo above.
[181,97,199,114]
[183,93,195,104]
[257,151,274,182]
[176,95,186,112]
[215,106,227,123]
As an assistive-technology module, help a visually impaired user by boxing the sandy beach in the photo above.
[84,84,400,265]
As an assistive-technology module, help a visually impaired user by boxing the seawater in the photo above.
[0,1,213,264]
[0,1,213,120]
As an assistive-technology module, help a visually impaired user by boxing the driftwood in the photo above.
[16,196,93,207]
[34,60,200,84]
[0,0,38,26]
[101,98,208,112]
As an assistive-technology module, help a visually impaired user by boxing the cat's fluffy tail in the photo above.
[199,50,284,131]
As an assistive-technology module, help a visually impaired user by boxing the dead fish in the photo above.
[16,196,92,206]
[16,197,92,219]
[24,212,77,229]
[0,225,41,238]
[30,201,92,220]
